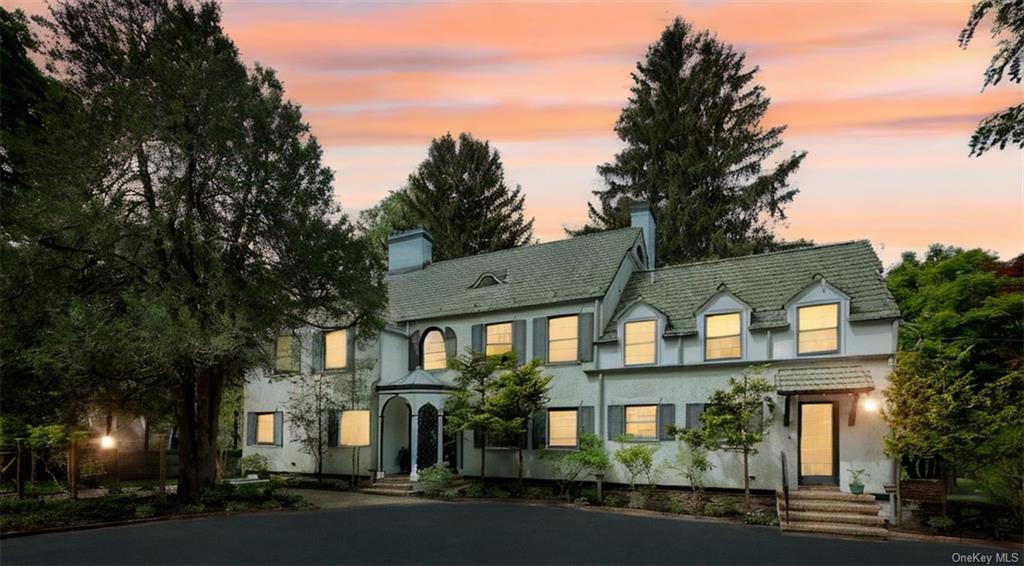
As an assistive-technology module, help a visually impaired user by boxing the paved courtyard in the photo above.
[1,499,1006,565]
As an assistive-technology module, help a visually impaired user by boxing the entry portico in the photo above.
[376,369,454,480]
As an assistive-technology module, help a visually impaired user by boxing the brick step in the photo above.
[777,498,880,515]
[781,520,888,539]
[777,490,876,503]
[782,510,885,527]
[360,487,422,497]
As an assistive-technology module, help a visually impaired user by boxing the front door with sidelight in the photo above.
[798,402,838,485]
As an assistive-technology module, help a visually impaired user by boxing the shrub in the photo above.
[928,515,955,535]
[603,492,626,508]
[225,501,250,513]
[484,485,510,498]
[440,488,459,501]
[744,511,779,526]
[201,483,238,508]
[463,482,485,498]
[669,493,687,514]
[580,486,601,505]
[613,438,659,491]
[133,504,156,519]
[181,504,206,515]
[542,433,609,500]
[239,454,270,478]
[417,464,455,497]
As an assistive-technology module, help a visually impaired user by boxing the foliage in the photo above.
[669,428,713,513]
[286,372,343,482]
[744,511,779,526]
[579,17,806,264]
[883,246,1022,513]
[461,481,509,498]
[397,133,534,262]
[487,359,552,486]
[239,454,270,478]
[541,433,610,500]
[2,0,388,502]
[357,190,413,264]
[445,349,517,483]
[613,437,660,491]
[928,515,956,535]
[417,463,455,497]
[959,1,1023,155]
[847,468,869,487]
[218,384,244,451]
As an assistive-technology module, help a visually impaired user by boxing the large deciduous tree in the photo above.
[9,0,386,501]
[398,133,534,262]
[580,18,806,265]
[959,0,1024,155]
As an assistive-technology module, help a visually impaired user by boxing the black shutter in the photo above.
[532,318,547,363]
[512,320,527,365]
[471,324,484,354]
[246,413,256,446]
[346,328,356,370]
[578,406,595,440]
[531,411,547,449]
[578,313,594,362]
[327,411,340,447]
[408,330,421,370]
[686,403,706,430]
[311,332,325,372]
[443,327,457,362]
[658,404,676,441]
[607,405,625,439]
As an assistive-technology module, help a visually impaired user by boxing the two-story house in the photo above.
[243,203,900,501]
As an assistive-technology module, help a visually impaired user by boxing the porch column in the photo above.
[436,410,444,465]
[376,401,385,479]
[409,412,419,481]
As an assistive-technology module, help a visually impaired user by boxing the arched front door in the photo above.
[380,396,411,474]
[417,403,438,470]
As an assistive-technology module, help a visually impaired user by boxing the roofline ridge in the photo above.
[643,240,873,272]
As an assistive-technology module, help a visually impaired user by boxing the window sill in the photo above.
[544,361,581,367]
[623,362,657,368]
[796,350,841,357]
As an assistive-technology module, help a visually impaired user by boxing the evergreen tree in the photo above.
[400,133,534,262]
[582,18,806,265]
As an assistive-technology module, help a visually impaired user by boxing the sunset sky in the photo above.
[18,0,1024,266]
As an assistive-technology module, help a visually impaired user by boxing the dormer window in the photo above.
[471,272,505,289]
[705,312,741,360]
[798,303,840,354]
[422,329,447,370]
[624,320,656,365]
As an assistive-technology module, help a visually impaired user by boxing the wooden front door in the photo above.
[799,402,838,485]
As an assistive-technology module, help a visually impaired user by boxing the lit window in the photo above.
[275,336,294,372]
[340,410,371,447]
[485,322,513,356]
[624,320,656,365]
[548,409,578,448]
[324,329,347,370]
[422,330,446,370]
[705,313,741,360]
[798,304,839,354]
[547,315,578,363]
[625,405,658,439]
[256,413,275,444]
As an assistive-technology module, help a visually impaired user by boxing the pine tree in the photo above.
[400,133,534,262]
[583,18,806,265]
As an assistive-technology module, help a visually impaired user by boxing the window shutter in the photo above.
[408,330,421,370]
[531,411,547,449]
[443,327,457,362]
[512,320,527,365]
[311,332,325,372]
[578,406,595,439]
[471,324,484,354]
[607,405,625,439]
[658,404,676,441]
[578,313,595,362]
[327,411,340,447]
[532,318,547,362]
[686,403,706,430]
[246,413,257,446]
[273,411,284,447]
[346,328,356,370]
[291,335,302,373]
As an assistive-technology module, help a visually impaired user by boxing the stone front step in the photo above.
[777,489,876,503]
[377,475,412,484]
[782,510,885,527]
[778,498,880,515]
[360,486,421,497]
[781,520,888,539]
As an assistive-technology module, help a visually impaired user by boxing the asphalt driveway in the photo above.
[1,501,1008,565]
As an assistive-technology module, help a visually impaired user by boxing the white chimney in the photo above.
[388,228,433,274]
[630,202,656,269]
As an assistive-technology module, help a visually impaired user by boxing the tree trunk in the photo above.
[517,447,524,490]
[742,448,750,514]
[175,364,227,502]
[480,437,487,486]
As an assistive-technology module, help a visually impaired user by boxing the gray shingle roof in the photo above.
[602,240,899,339]
[387,228,642,322]
[776,365,875,393]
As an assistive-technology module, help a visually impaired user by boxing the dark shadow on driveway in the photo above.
[0,501,1004,565]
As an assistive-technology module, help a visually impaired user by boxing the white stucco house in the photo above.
[243,203,901,504]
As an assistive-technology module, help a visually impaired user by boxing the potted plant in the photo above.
[848,468,868,494]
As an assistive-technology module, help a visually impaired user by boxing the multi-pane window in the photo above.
[547,315,579,363]
[625,405,658,439]
[485,322,513,356]
[705,313,742,360]
[422,330,447,370]
[624,320,656,365]
[340,410,371,447]
[798,303,840,354]
[324,329,347,370]
[256,413,275,445]
[547,409,578,448]
[275,336,295,372]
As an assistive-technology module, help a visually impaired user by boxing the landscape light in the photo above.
[862,397,879,413]
[100,435,116,449]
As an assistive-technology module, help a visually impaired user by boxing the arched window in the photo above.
[422,329,446,370]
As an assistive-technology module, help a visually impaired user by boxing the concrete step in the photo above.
[777,498,880,515]
[377,475,412,484]
[360,487,422,497]
[782,510,885,527]
[781,520,888,539]
[778,490,876,503]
